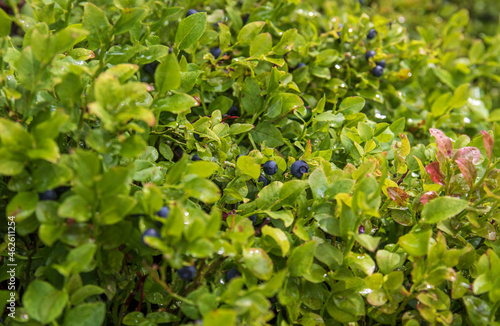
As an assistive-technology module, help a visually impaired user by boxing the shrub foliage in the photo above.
[1,0,500,325]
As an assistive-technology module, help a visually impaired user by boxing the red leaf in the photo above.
[455,157,477,188]
[429,128,453,158]
[454,146,481,164]
[420,191,439,205]
[387,187,409,206]
[425,161,446,186]
[482,131,494,160]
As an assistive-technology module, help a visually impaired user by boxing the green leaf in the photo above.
[237,21,266,45]
[272,29,298,55]
[70,285,105,305]
[264,210,294,227]
[338,97,365,115]
[187,161,219,178]
[7,191,38,221]
[261,225,290,256]
[23,280,69,324]
[153,93,198,113]
[0,118,33,148]
[398,229,432,257]
[203,309,237,326]
[241,77,263,115]
[184,178,221,203]
[250,33,272,57]
[236,155,261,179]
[243,248,273,280]
[0,8,11,37]
[58,195,91,222]
[113,7,147,36]
[175,12,207,50]
[353,234,380,252]
[288,240,317,277]
[156,53,181,95]
[308,168,328,200]
[450,83,470,109]
[422,197,468,224]
[344,252,376,276]
[376,250,405,274]
[218,23,231,50]
[82,3,111,50]
[63,302,105,326]
[250,122,284,148]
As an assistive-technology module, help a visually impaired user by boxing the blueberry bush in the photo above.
[1,0,500,325]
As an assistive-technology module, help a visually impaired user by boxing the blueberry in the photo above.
[178,266,196,281]
[143,61,159,76]
[194,133,202,141]
[249,215,257,225]
[242,14,249,25]
[290,160,309,178]
[210,47,222,58]
[367,28,377,40]
[358,225,365,234]
[371,65,384,77]
[39,190,58,201]
[365,50,376,60]
[186,9,197,17]
[226,267,241,281]
[262,160,278,175]
[142,228,161,245]
[375,59,386,68]
[258,175,270,186]
[156,206,169,218]
[192,154,202,161]
[227,105,239,116]
[296,62,306,69]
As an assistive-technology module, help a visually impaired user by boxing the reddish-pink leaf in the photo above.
[454,147,481,164]
[482,131,494,160]
[455,157,477,188]
[430,128,453,158]
[387,187,409,206]
[425,161,446,186]
[420,191,439,205]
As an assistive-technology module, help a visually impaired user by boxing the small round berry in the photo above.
[258,175,270,186]
[249,215,257,225]
[192,154,202,161]
[142,228,161,245]
[296,62,306,69]
[210,47,222,58]
[290,160,309,178]
[194,133,202,141]
[227,105,239,116]
[178,266,196,281]
[375,59,386,68]
[367,28,377,40]
[156,206,169,218]
[226,268,241,281]
[186,9,197,17]
[262,160,278,175]
[39,190,58,201]
[371,65,384,77]
[365,50,376,60]
[358,225,365,234]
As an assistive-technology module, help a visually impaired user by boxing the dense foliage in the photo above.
[1,0,500,325]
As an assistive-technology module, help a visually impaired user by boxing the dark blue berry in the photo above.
[178,266,196,281]
[142,228,161,245]
[372,65,384,77]
[39,190,58,201]
[358,225,365,234]
[258,175,270,186]
[375,59,386,68]
[186,9,197,17]
[227,105,239,116]
[290,160,309,178]
[192,154,202,161]
[210,47,222,58]
[194,133,202,141]
[296,62,306,69]
[262,160,278,175]
[156,206,169,218]
[249,215,257,225]
[226,267,241,281]
[367,28,377,40]
[365,50,376,60]
[242,15,249,25]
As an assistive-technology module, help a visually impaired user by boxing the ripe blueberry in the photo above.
[249,215,257,225]
[375,59,386,68]
[194,133,202,141]
[192,154,202,161]
[242,14,249,25]
[262,160,278,175]
[210,47,222,58]
[290,160,309,178]
[372,65,384,77]
[156,206,169,218]
[142,228,161,245]
[39,190,58,201]
[178,266,196,281]
[186,9,197,17]
[358,225,365,234]
[365,50,376,60]
[226,267,241,281]
[367,28,377,40]
[227,105,239,116]
[258,175,270,186]
[296,62,306,69]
